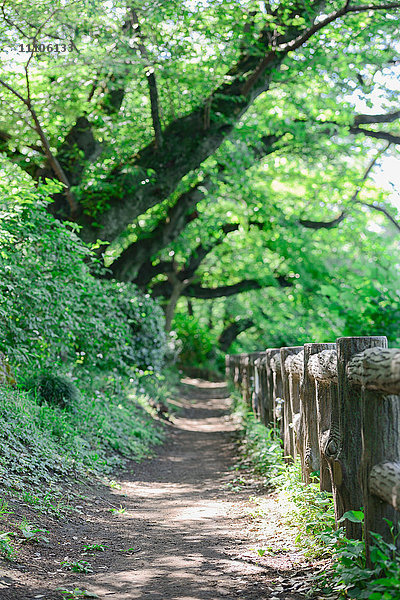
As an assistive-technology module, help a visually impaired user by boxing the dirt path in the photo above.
[1,379,317,600]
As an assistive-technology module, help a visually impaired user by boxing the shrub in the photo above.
[0,158,166,376]
[32,373,79,410]
[171,313,215,367]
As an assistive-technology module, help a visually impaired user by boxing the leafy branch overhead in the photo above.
[1,0,400,348]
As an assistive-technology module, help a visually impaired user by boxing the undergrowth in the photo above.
[231,390,400,599]
[0,368,178,518]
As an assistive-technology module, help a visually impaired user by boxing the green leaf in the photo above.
[338,510,364,524]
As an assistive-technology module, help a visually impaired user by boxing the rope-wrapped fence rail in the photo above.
[226,336,400,558]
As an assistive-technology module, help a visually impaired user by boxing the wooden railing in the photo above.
[226,337,400,553]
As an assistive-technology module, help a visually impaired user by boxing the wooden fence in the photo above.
[226,336,400,556]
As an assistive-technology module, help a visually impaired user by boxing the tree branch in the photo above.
[350,142,391,204]
[350,126,400,145]
[0,78,78,217]
[299,211,346,229]
[360,202,400,232]
[354,110,400,126]
[152,275,291,299]
[218,318,255,352]
[282,2,400,54]
[130,7,163,148]
[109,134,282,283]
[109,181,208,282]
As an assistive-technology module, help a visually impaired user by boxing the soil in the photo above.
[0,378,323,600]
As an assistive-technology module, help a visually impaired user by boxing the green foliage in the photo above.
[62,559,93,573]
[318,516,400,599]
[57,589,98,599]
[0,531,17,560]
[114,286,166,372]
[83,543,106,552]
[29,373,80,410]
[234,405,284,482]
[17,519,49,543]
[233,395,335,555]
[276,460,336,555]
[0,373,167,513]
[0,158,166,374]
[0,0,400,371]
[172,314,216,367]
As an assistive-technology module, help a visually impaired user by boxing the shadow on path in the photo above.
[1,378,315,600]
[82,378,312,600]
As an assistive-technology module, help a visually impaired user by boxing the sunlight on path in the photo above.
[81,379,312,600]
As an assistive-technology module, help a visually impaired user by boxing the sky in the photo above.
[375,155,400,210]
[349,65,400,212]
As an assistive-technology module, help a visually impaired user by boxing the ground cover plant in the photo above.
[0,157,176,558]
[231,391,400,599]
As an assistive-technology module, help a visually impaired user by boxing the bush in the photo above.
[0,158,166,375]
[29,373,79,410]
[0,374,166,503]
[171,313,215,367]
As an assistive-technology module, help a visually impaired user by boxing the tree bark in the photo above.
[76,2,339,243]
[263,349,281,430]
[218,319,255,352]
[305,343,336,492]
[270,352,284,439]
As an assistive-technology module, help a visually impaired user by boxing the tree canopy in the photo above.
[1,0,400,362]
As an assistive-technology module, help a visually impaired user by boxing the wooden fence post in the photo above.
[264,349,280,431]
[259,354,273,427]
[307,345,337,494]
[336,336,387,539]
[270,352,284,439]
[301,344,331,484]
[286,351,304,469]
[280,346,303,460]
[233,354,243,389]
[347,347,400,555]
[240,354,250,406]
[253,352,267,421]
[225,354,231,381]
[247,352,263,417]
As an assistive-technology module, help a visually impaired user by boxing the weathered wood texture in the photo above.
[280,346,303,461]
[247,352,265,417]
[286,350,304,463]
[308,349,342,516]
[240,354,251,406]
[347,347,400,556]
[270,351,284,438]
[253,352,268,422]
[336,336,388,540]
[369,462,400,511]
[264,349,281,430]
[226,335,400,548]
[347,347,400,394]
[302,343,335,488]
[259,356,273,425]
[225,354,232,381]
